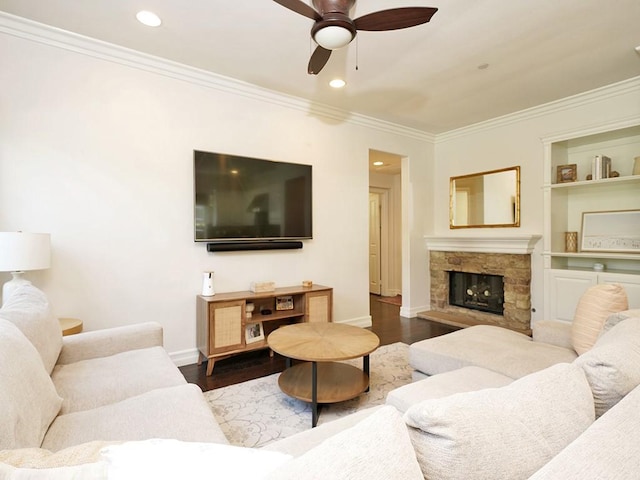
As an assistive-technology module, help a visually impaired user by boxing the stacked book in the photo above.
[592,155,611,180]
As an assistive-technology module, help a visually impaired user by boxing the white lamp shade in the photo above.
[314,26,354,50]
[0,232,51,272]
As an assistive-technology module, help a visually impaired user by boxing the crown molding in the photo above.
[0,12,434,143]
[540,115,640,145]
[436,76,640,143]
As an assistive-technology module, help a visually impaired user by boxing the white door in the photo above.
[369,192,381,294]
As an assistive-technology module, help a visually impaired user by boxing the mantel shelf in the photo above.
[425,235,542,254]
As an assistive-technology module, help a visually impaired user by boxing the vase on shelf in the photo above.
[565,232,578,253]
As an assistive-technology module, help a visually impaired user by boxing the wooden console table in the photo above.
[196,284,332,376]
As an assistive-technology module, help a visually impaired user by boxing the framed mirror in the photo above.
[450,166,520,229]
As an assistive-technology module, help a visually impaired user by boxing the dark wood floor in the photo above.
[179,294,458,392]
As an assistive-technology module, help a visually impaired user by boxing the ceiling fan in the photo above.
[273,0,438,75]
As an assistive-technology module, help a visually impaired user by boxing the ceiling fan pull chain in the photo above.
[355,36,359,71]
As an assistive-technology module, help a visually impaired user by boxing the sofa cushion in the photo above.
[265,406,423,480]
[601,308,640,335]
[263,406,385,458]
[52,346,187,414]
[0,441,116,468]
[404,363,594,480]
[0,461,106,480]
[571,283,628,355]
[101,439,291,480]
[0,318,63,449]
[0,284,62,374]
[574,317,640,417]
[529,383,640,480]
[386,366,513,413]
[409,325,577,379]
[42,384,228,451]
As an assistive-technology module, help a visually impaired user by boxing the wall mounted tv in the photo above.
[194,150,312,245]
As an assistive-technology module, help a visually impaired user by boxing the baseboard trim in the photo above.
[400,305,429,318]
[170,348,199,367]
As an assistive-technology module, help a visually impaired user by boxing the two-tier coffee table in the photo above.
[267,322,380,427]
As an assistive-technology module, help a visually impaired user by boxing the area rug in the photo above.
[377,295,402,306]
[204,342,411,448]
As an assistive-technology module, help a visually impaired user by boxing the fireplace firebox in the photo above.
[449,272,504,315]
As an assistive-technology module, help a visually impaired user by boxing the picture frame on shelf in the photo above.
[275,295,294,311]
[245,322,264,344]
[556,164,577,183]
[581,210,640,253]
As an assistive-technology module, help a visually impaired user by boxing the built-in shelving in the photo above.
[542,121,640,320]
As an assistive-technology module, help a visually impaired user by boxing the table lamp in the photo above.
[0,232,51,305]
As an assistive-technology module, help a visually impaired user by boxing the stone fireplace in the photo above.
[420,236,541,335]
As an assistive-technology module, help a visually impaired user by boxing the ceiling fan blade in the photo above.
[354,7,438,31]
[273,0,321,21]
[308,46,332,75]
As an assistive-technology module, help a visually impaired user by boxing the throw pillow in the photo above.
[100,439,292,480]
[575,316,640,417]
[0,284,63,373]
[404,363,594,480]
[265,406,423,480]
[571,283,628,355]
[0,319,63,449]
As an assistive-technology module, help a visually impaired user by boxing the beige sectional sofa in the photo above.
[0,285,226,455]
[2,284,639,479]
[264,309,640,479]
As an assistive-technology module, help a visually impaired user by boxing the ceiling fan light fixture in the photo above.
[329,79,346,88]
[313,26,354,50]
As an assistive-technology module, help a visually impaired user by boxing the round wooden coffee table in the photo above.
[267,322,380,427]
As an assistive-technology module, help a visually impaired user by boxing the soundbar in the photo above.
[206,241,303,252]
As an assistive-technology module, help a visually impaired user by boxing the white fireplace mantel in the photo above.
[424,235,542,254]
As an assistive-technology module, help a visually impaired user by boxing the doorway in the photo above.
[368,150,402,298]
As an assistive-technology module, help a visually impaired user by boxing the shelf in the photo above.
[545,251,640,261]
[547,174,640,189]
[548,265,640,276]
[248,311,305,323]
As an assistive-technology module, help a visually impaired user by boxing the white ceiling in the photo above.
[1,0,639,134]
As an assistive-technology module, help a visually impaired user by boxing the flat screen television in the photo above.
[194,150,312,242]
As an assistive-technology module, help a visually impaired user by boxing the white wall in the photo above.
[0,20,434,364]
[433,78,640,321]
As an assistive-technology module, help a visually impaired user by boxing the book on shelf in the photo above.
[591,155,611,180]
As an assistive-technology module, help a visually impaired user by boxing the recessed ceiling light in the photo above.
[373,161,384,166]
[329,79,346,89]
[136,10,162,27]
[230,169,239,175]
